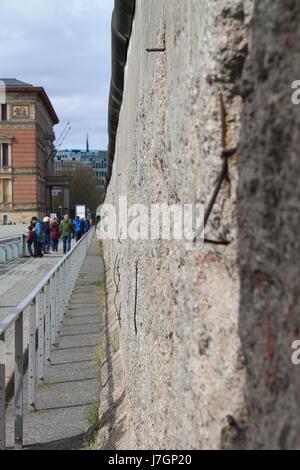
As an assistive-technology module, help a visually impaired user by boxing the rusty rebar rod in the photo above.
[146,48,166,52]
[204,238,231,246]
[193,94,237,245]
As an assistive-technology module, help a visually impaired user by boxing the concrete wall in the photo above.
[102,0,253,450]
[101,0,300,450]
[237,0,300,449]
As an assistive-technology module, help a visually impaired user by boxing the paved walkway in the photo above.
[5,237,104,449]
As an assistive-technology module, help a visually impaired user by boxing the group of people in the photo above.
[26,215,94,258]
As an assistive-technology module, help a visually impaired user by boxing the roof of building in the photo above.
[0,78,33,87]
[0,78,59,125]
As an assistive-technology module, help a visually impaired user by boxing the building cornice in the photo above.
[6,87,59,125]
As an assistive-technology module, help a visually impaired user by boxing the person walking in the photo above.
[26,224,35,257]
[73,216,84,242]
[50,217,60,252]
[43,217,51,254]
[60,215,73,254]
[31,217,45,258]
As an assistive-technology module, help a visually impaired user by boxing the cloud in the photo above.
[0,0,114,149]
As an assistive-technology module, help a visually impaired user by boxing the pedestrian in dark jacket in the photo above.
[59,215,74,254]
[43,217,51,254]
[73,216,84,242]
[31,217,44,258]
[50,218,60,252]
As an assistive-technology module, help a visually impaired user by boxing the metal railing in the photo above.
[0,227,95,450]
[0,234,23,246]
[0,234,26,261]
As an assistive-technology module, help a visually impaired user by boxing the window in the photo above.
[0,143,11,167]
[3,180,9,202]
[0,179,12,203]
[2,144,9,167]
[1,104,8,121]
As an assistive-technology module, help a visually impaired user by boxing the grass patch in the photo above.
[93,339,104,367]
[87,432,99,451]
[86,267,106,450]
[92,279,105,367]
[92,279,105,288]
[95,370,102,382]
[38,380,55,389]
[99,286,106,308]
[85,398,101,450]
[98,240,104,257]
[86,398,101,427]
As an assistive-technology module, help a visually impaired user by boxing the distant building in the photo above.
[0,78,70,224]
[54,139,108,192]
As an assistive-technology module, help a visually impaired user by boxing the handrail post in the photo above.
[45,283,51,362]
[55,272,60,339]
[28,301,36,410]
[15,313,23,449]
[50,276,56,346]
[66,258,69,306]
[60,264,64,324]
[70,254,74,292]
[64,261,67,311]
[0,332,6,450]
[37,291,45,382]
[70,255,74,295]
[22,233,26,258]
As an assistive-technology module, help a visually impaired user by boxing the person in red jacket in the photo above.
[50,218,60,253]
[26,224,35,257]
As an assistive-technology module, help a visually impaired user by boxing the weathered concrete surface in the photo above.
[5,238,103,449]
[98,254,129,450]
[237,0,300,449]
[102,0,254,450]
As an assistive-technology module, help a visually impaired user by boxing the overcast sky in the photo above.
[0,0,114,150]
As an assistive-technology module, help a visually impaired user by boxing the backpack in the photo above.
[74,219,83,234]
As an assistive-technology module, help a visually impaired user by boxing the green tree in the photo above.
[64,166,104,216]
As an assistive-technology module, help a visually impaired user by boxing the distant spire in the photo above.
[86,134,89,153]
